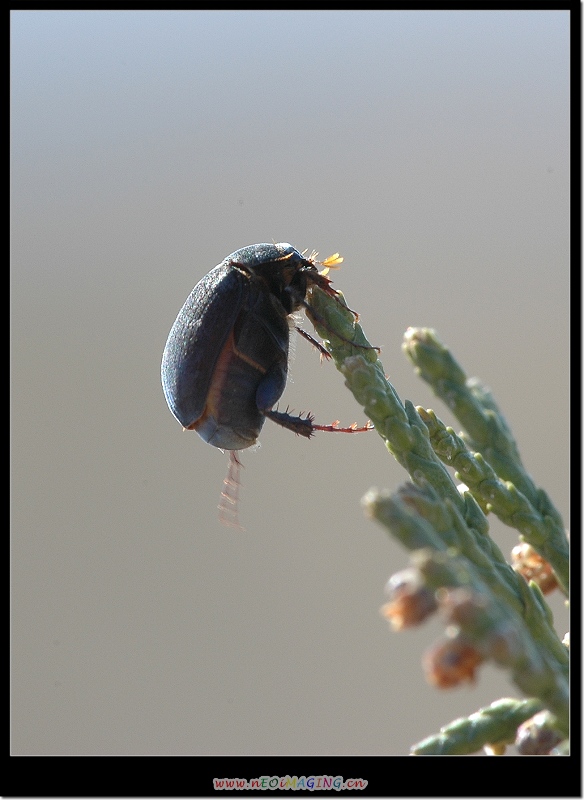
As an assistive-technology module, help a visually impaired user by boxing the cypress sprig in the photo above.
[306,282,569,754]
[364,485,568,733]
[411,698,544,755]
[403,327,568,594]
[417,406,568,595]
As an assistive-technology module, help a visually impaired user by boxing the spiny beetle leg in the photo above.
[311,420,374,434]
[263,408,315,438]
[294,326,332,359]
[264,407,374,438]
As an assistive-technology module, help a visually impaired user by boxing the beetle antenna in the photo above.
[317,252,344,275]
[218,450,244,530]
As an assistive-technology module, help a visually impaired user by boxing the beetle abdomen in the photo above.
[190,328,267,450]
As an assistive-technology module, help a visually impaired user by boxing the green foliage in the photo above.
[306,284,569,755]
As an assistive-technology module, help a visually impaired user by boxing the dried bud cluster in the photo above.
[423,636,483,688]
[511,542,558,594]
[380,569,438,631]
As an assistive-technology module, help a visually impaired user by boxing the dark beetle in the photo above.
[161,242,370,452]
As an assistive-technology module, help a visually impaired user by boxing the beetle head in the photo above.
[230,242,337,315]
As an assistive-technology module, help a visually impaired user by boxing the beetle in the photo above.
[161,242,373,524]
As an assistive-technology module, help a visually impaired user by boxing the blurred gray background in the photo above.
[11,10,569,756]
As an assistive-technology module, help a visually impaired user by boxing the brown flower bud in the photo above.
[511,542,558,594]
[380,569,437,631]
[423,636,483,688]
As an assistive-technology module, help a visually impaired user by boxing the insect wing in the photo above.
[161,264,246,428]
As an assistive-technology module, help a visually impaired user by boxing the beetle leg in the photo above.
[294,326,332,359]
[218,450,245,530]
[311,420,374,434]
[264,410,374,438]
[264,408,315,438]
[256,363,315,438]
